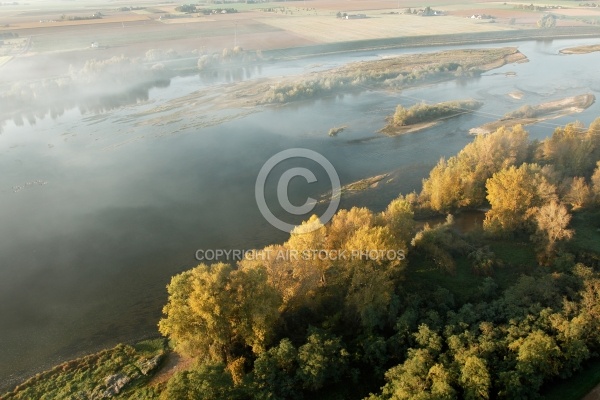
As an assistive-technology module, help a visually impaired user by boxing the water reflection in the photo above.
[0,62,263,132]
[2,78,171,131]
[197,64,261,84]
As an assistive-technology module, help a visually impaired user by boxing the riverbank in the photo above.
[470,93,596,134]
[262,26,600,60]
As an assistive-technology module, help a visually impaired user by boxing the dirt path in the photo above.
[148,351,194,386]
[584,383,600,400]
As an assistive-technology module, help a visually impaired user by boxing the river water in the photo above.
[1,38,600,388]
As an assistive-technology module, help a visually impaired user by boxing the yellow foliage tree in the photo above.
[158,263,281,363]
[484,163,556,234]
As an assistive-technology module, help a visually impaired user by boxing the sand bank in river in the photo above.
[560,44,600,54]
[469,93,595,135]
[380,99,483,136]
[131,48,526,130]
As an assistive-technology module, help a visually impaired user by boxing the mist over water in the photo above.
[1,38,600,389]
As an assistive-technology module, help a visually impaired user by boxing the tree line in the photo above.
[144,119,600,399]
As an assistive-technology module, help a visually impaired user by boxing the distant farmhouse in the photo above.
[336,12,367,19]
[345,13,367,19]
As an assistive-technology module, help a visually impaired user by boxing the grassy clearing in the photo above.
[408,255,484,304]
[568,210,600,254]
[406,247,535,304]
[488,239,538,267]
[541,358,600,400]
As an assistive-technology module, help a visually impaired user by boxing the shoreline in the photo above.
[262,26,600,60]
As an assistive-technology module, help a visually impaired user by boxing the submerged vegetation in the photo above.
[7,119,600,399]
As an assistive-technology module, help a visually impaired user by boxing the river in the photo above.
[1,37,600,389]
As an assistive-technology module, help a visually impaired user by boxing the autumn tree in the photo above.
[420,157,463,212]
[532,200,574,264]
[563,177,591,209]
[382,195,416,247]
[483,163,556,234]
[539,122,597,177]
[420,125,529,212]
[326,207,374,250]
[343,225,405,330]
[285,214,328,288]
[158,263,281,364]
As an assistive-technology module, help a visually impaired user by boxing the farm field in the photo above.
[0,0,599,84]
[257,13,517,44]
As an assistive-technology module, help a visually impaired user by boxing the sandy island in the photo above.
[318,173,390,203]
[509,91,524,100]
[470,93,595,135]
[129,48,526,131]
[380,99,483,136]
[560,44,600,55]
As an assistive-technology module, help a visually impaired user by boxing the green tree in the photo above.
[252,339,301,400]
[509,330,562,386]
[296,329,349,391]
[537,14,556,28]
[377,348,451,400]
[459,356,490,400]
[160,363,244,400]
[591,161,600,203]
